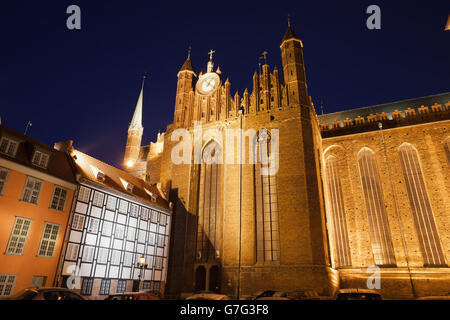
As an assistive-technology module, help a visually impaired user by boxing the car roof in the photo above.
[337,289,381,295]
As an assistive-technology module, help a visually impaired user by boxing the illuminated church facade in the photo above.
[123,24,450,298]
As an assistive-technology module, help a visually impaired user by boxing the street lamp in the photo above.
[137,255,148,292]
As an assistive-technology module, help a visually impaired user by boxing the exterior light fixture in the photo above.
[136,255,148,292]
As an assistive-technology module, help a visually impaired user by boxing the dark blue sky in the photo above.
[1,1,449,167]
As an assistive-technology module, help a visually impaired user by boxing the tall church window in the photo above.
[196,140,222,262]
[325,155,352,267]
[398,143,446,266]
[444,136,450,165]
[254,131,280,262]
[357,147,396,266]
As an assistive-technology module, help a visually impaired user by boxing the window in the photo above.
[106,196,117,210]
[0,274,17,296]
[31,276,46,288]
[159,214,167,226]
[82,246,95,262]
[445,137,450,165]
[21,176,43,204]
[115,225,124,239]
[254,131,280,262]
[81,278,93,296]
[138,230,146,243]
[102,221,112,236]
[155,257,162,269]
[148,233,155,245]
[66,243,79,261]
[6,217,32,255]
[87,218,99,233]
[0,167,10,195]
[399,143,446,266]
[50,186,67,211]
[111,250,121,265]
[126,183,134,193]
[325,155,352,267]
[97,248,109,264]
[37,223,60,257]
[32,150,50,168]
[119,200,128,213]
[92,191,104,207]
[157,235,165,247]
[117,280,126,293]
[357,147,396,266]
[72,214,85,231]
[78,186,90,202]
[143,281,151,290]
[0,137,18,157]
[99,279,111,295]
[153,281,160,291]
[123,252,133,266]
[130,204,139,217]
[141,208,149,221]
[151,210,159,224]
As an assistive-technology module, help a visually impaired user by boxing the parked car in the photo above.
[252,290,291,300]
[105,291,161,300]
[185,292,231,300]
[0,287,87,300]
[287,290,320,300]
[335,289,382,300]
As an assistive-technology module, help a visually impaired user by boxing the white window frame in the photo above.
[66,243,79,261]
[97,248,109,264]
[106,195,117,210]
[6,217,32,255]
[87,218,99,234]
[0,137,19,157]
[49,186,68,212]
[82,246,95,262]
[0,274,17,296]
[101,221,112,236]
[32,150,50,169]
[37,222,60,257]
[140,207,149,221]
[118,200,128,213]
[21,176,43,205]
[78,186,90,202]
[72,214,85,231]
[130,203,139,217]
[92,191,104,207]
[114,225,124,239]
[0,167,10,196]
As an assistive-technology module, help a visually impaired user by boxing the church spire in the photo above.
[129,75,145,132]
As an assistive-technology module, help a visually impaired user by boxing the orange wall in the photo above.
[0,169,75,295]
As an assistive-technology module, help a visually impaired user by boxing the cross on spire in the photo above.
[287,13,291,27]
[187,46,192,59]
[261,51,268,64]
[208,49,215,61]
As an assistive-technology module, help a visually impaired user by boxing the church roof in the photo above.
[179,58,195,73]
[129,84,144,132]
[318,92,450,125]
[281,26,300,42]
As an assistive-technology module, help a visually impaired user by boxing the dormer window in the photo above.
[126,183,134,193]
[0,137,19,157]
[144,188,157,202]
[97,171,106,182]
[32,150,50,168]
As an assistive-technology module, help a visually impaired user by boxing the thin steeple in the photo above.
[129,75,146,132]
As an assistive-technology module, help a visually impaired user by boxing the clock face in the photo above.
[196,73,221,96]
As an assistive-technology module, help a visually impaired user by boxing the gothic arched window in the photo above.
[254,131,280,262]
[196,140,222,262]
[444,136,450,165]
[357,147,396,266]
[325,155,352,267]
[398,143,446,266]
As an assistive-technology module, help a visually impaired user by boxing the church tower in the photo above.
[280,19,310,106]
[123,78,144,168]
[174,49,196,128]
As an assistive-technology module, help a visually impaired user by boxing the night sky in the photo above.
[1,1,449,168]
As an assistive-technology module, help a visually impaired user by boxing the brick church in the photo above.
[122,23,450,298]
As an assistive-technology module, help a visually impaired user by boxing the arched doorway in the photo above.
[195,266,206,292]
[209,266,220,292]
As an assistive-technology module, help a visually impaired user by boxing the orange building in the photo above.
[0,125,77,296]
